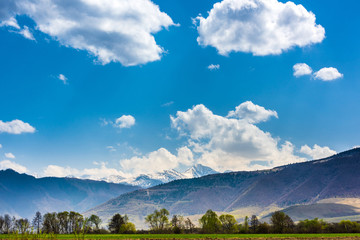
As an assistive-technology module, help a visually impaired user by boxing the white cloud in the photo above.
[227,101,278,123]
[0,119,36,134]
[0,144,2,149]
[43,162,130,180]
[44,165,79,178]
[120,147,194,176]
[115,115,135,129]
[314,67,343,81]
[0,17,20,29]
[208,64,220,70]
[293,63,312,77]
[4,152,15,159]
[0,0,175,66]
[18,26,35,40]
[195,0,325,56]
[58,74,68,84]
[300,144,336,159]
[171,103,305,172]
[0,160,27,173]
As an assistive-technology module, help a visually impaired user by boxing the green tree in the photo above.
[219,214,237,233]
[145,208,170,232]
[297,218,327,233]
[57,211,69,234]
[89,214,102,231]
[184,218,195,233]
[3,214,11,234]
[32,211,43,234]
[68,211,84,234]
[243,216,249,233]
[258,222,270,233]
[108,214,129,233]
[171,215,184,233]
[270,211,294,233]
[15,218,30,234]
[250,215,259,233]
[119,222,136,233]
[199,209,221,233]
[42,212,59,234]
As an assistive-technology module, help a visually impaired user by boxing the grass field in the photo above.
[1,233,360,239]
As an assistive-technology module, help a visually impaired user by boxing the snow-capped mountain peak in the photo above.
[182,164,218,178]
[97,164,218,188]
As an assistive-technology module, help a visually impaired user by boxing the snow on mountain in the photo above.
[182,164,219,179]
[99,164,218,188]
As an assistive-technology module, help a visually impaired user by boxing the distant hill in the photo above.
[0,169,139,219]
[85,148,360,228]
[262,203,360,222]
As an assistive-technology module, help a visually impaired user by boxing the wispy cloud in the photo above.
[58,74,68,84]
[207,64,220,70]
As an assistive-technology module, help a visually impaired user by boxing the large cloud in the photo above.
[300,144,336,159]
[0,160,28,173]
[195,0,325,56]
[120,147,194,176]
[0,119,36,134]
[171,103,305,171]
[0,0,175,66]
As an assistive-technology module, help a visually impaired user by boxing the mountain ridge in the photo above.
[97,164,219,188]
[0,169,140,219]
[85,148,360,228]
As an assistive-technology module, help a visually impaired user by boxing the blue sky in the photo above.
[0,0,359,179]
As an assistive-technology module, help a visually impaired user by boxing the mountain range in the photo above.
[0,169,139,219]
[98,164,219,188]
[85,148,360,228]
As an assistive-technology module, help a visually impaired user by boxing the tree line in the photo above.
[143,209,360,234]
[1,209,360,234]
[0,211,102,234]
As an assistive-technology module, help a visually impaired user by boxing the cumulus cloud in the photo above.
[171,103,305,171]
[314,67,343,81]
[293,63,312,77]
[58,74,68,84]
[208,64,220,70]
[0,0,175,66]
[120,147,194,176]
[300,144,336,159]
[0,160,27,173]
[227,101,278,123]
[4,152,15,159]
[195,0,325,56]
[115,115,136,129]
[43,162,130,180]
[0,144,2,149]
[0,119,36,134]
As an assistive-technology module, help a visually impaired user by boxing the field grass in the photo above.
[1,233,360,239]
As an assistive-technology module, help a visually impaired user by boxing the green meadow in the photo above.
[1,233,360,239]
